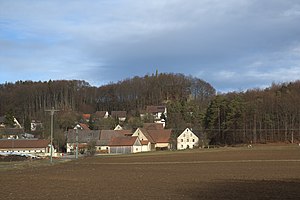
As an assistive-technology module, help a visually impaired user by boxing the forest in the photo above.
[0,72,300,145]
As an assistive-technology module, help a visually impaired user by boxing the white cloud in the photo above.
[1,0,300,91]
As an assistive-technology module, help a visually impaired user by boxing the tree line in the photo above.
[0,73,215,129]
[203,81,300,145]
[1,73,299,146]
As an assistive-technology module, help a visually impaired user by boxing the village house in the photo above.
[111,111,127,122]
[177,128,200,150]
[0,128,25,139]
[108,136,142,154]
[143,123,164,130]
[74,123,90,130]
[114,124,123,130]
[30,120,43,132]
[142,106,167,127]
[97,129,133,152]
[146,106,167,119]
[132,127,172,151]
[66,129,100,153]
[94,111,109,120]
[0,139,54,157]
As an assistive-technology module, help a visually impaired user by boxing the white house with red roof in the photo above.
[0,139,54,157]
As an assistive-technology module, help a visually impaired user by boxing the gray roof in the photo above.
[98,130,126,146]
[0,128,24,135]
[66,130,100,143]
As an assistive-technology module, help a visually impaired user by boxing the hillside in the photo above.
[1,74,300,146]
[0,73,215,129]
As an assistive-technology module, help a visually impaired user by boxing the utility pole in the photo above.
[45,107,59,163]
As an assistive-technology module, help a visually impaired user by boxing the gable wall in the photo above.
[177,128,199,150]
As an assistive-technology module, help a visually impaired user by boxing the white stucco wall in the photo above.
[177,128,199,150]
[132,145,142,153]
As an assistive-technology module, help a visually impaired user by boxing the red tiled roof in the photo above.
[108,136,139,146]
[115,130,133,136]
[138,128,155,143]
[0,139,50,148]
[147,129,171,143]
[99,130,126,146]
[79,123,90,130]
[82,114,91,120]
[143,123,164,130]
[141,140,149,145]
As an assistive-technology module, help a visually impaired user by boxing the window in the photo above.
[193,139,195,142]
[181,139,183,142]
[187,139,189,142]
[190,134,192,137]
[183,134,185,137]
[181,145,183,148]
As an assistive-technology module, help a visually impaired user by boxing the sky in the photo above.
[1,0,300,92]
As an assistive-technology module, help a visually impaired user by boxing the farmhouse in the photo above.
[66,129,100,153]
[177,128,200,150]
[108,136,142,154]
[97,130,125,153]
[132,127,172,151]
[0,139,53,156]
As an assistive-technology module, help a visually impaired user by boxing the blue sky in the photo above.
[1,0,300,92]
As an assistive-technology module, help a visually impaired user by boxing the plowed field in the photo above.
[1,145,300,200]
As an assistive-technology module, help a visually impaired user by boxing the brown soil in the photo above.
[1,145,300,200]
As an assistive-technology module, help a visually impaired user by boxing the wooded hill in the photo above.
[1,73,300,145]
